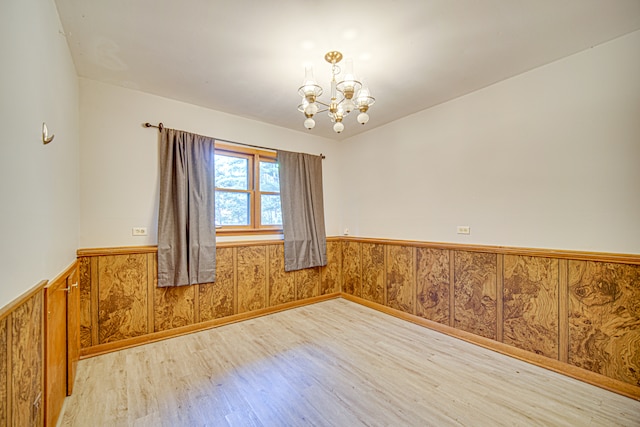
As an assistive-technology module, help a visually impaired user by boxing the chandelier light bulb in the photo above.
[299,66,323,101]
[357,112,369,125]
[340,59,358,92]
[342,99,355,114]
[304,117,316,130]
[357,85,370,103]
[304,102,318,116]
[333,122,344,133]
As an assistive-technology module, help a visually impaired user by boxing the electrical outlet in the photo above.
[132,227,148,236]
[457,226,470,235]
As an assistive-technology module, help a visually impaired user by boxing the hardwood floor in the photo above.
[60,298,640,426]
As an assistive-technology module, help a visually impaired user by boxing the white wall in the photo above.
[340,30,640,254]
[79,79,341,248]
[0,0,80,307]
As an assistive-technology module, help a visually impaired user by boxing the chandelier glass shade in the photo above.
[298,51,375,133]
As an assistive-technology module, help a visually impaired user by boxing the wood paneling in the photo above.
[320,241,342,295]
[67,268,80,395]
[11,292,43,426]
[154,286,195,332]
[386,245,414,314]
[98,254,148,344]
[342,241,361,297]
[361,243,385,305]
[200,247,235,321]
[503,255,559,359]
[45,278,69,426]
[340,236,640,266]
[79,257,92,349]
[454,251,497,339]
[151,251,195,332]
[415,248,450,324]
[72,239,640,399]
[237,246,267,313]
[558,259,569,363]
[267,245,295,306]
[569,261,640,387]
[0,316,6,426]
[295,267,320,300]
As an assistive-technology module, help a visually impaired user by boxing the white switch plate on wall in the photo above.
[457,226,470,234]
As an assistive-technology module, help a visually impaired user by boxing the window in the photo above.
[214,143,282,234]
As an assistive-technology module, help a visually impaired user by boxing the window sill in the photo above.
[216,228,283,237]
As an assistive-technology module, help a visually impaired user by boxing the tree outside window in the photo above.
[214,143,282,234]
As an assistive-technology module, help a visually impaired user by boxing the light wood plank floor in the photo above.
[60,299,640,426]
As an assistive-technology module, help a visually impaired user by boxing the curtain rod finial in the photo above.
[143,122,164,131]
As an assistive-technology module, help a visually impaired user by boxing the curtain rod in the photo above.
[144,122,325,159]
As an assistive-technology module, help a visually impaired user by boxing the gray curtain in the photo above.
[158,128,216,287]
[277,150,327,271]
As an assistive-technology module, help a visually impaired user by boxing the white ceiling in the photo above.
[54,0,640,140]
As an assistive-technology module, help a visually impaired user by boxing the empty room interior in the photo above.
[2,0,640,426]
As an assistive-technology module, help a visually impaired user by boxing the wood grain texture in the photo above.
[61,299,640,426]
[267,244,295,306]
[340,236,640,266]
[90,258,99,347]
[67,267,81,396]
[342,241,361,297]
[344,292,640,401]
[454,251,497,340]
[496,255,504,343]
[199,247,235,321]
[45,280,69,426]
[503,255,559,359]
[415,248,450,324]
[0,316,6,426]
[150,252,195,332]
[12,292,43,427]
[320,240,342,295]
[80,294,339,360]
[237,246,267,313]
[78,257,92,349]
[558,259,569,363]
[153,286,195,332]
[295,267,320,300]
[361,243,385,305]
[98,254,148,344]
[569,261,640,387]
[386,245,415,314]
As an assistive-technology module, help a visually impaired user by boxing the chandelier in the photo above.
[298,51,375,133]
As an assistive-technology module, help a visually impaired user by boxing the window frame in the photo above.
[214,142,283,236]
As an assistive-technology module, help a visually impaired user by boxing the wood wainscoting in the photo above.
[76,239,343,357]
[340,237,640,400]
[0,281,45,427]
[44,262,80,427]
[0,260,79,427]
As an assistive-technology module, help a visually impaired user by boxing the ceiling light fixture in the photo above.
[298,51,375,134]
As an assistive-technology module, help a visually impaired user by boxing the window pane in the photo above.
[261,194,282,226]
[215,154,248,190]
[215,191,249,225]
[259,161,280,192]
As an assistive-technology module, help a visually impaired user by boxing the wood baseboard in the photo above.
[340,293,640,401]
[80,292,341,359]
